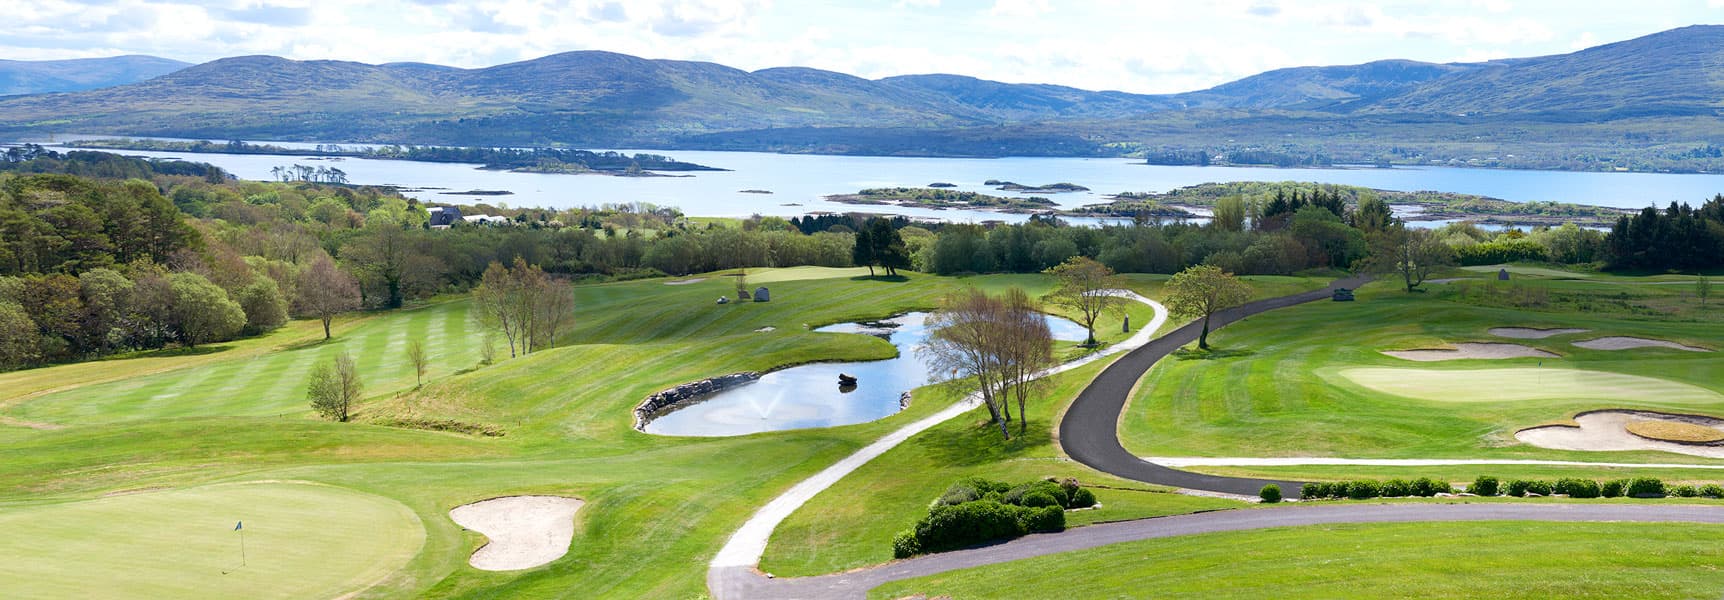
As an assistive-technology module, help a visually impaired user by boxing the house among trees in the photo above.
[427,206,462,228]
[463,214,512,226]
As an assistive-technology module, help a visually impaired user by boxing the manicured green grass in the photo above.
[7,300,482,425]
[1119,279,1724,481]
[1332,367,1723,404]
[9,267,1252,598]
[869,521,1724,599]
[757,275,1326,577]
[0,481,424,599]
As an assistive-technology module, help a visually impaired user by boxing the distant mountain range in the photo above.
[3,26,1724,171]
[0,55,189,96]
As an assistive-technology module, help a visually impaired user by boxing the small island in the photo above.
[739,189,774,194]
[927,182,957,188]
[1075,182,1633,227]
[983,180,1090,193]
[826,187,1057,213]
[439,189,513,196]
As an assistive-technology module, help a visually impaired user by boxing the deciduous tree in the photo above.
[296,254,361,340]
[308,351,363,422]
[405,339,427,388]
[1368,226,1456,292]
[168,272,245,348]
[921,286,1052,440]
[1165,265,1251,351]
[1045,256,1122,346]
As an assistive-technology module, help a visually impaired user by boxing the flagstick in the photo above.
[239,527,247,567]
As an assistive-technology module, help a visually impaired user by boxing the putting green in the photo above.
[0,482,424,599]
[1332,367,1724,404]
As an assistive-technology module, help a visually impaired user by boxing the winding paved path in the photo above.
[1059,276,1369,497]
[715,503,1724,599]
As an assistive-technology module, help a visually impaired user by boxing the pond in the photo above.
[641,312,1091,437]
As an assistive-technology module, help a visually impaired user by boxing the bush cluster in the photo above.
[895,476,1097,558]
[1303,476,1721,501]
[1300,477,1452,500]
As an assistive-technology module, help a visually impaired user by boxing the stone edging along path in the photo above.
[705,292,1169,589]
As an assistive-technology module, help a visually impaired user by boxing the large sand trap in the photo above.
[449,496,584,571]
[1488,327,1590,339]
[1382,343,1557,361]
[1572,336,1712,352]
[1517,411,1724,459]
[664,278,706,286]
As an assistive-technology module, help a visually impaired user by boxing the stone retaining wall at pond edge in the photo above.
[634,372,761,430]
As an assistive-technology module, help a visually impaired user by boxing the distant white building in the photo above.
[427,206,462,229]
[463,214,512,226]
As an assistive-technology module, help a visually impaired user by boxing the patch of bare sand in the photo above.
[1383,343,1558,362]
[1516,410,1724,459]
[1572,336,1712,352]
[1488,327,1590,339]
[449,496,585,571]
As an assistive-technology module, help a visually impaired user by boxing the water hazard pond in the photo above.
[642,312,1090,437]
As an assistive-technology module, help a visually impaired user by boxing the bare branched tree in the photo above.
[920,287,1054,440]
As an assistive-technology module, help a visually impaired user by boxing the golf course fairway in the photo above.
[1331,367,1724,405]
[0,481,424,599]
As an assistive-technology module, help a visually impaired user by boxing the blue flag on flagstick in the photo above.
[234,521,243,531]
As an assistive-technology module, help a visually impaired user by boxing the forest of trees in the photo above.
[0,147,1712,372]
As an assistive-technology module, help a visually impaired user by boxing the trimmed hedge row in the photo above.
[1301,476,1723,501]
[893,477,1097,558]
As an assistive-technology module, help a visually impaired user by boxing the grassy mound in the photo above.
[0,482,424,599]
[1626,420,1724,444]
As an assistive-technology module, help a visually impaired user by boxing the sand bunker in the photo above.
[754,326,776,333]
[664,278,706,286]
[1572,336,1712,352]
[1383,343,1558,362]
[1517,410,1724,459]
[1488,327,1590,339]
[449,496,584,571]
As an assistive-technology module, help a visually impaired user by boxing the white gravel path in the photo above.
[708,291,1168,569]
[1572,336,1712,352]
[664,278,707,286]
[449,496,585,571]
[1383,342,1559,361]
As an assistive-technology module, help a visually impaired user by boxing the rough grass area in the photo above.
[1626,420,1724,444]
[0,482,424,599]
[868,521,1724,600]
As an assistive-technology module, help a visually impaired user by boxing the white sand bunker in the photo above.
[1383,343,1558,361]
[664,278,706,286]
[1572,336,1712,352]
[449,496,585,571]
[755,326,776,332]
[1517,411,1724,459]
[1489,327,1590,339]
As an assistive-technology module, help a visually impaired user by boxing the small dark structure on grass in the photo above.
[1499,268,1511,281]
[755,287,770,302]
[1332,288,1355,302]
[716,296,730,304]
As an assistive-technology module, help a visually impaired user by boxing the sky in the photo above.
[6,0,1722,94]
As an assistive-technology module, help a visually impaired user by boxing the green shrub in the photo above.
[1020,490,1060,509]
[1069,487,1097,508]
[913,500,1027,554]
[1470,476,1500,497]
[936,485,981,507]
[1005,481,1068,507]
[1628,477,1666,498]
[1526,480,1553,496]
[957,476,1010,495]
[1301,482,1329,500]
[1560,478,1601,499]
[1379,479,1412,497]
[1673,485,1700,498]
[982,490,1004,503]
[891,529,921,558]
[1346,480,1380,500]
[1019,505,1065,533]
[1260,484,1282,503]
[1505,479,1531,497]
[1701,484,1724,499]
[1601,479,1628,498]
[1411,477,1450,496]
